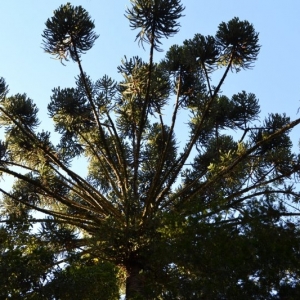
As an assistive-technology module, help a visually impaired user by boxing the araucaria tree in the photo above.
[1,1,300,299]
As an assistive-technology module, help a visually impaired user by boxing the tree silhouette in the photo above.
[1,1,300,299]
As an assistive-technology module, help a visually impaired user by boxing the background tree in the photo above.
[1,1,300,299]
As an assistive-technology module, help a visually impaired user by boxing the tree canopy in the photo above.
[1,1,300,299]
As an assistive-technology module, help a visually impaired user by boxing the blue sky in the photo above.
[0,0,300,159]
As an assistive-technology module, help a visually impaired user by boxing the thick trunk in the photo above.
[125,260,146,299]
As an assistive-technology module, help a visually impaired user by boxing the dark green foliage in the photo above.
[0,77,8,99]
[0,94,39,129]
[184,34,220,72]
[42,261,120,300]
[0,223,54,299]
[1,2,300,299]
[126,0,185,51]
[216,17,260,70]
[42,3,99,64]
[162,215,300,299]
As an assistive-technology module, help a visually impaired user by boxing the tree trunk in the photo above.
[125,259,146,299]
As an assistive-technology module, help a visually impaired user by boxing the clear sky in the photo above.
[0,0,300,160]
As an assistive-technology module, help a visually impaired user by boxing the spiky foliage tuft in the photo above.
[126,0,185,51]
[42,3,99,64]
